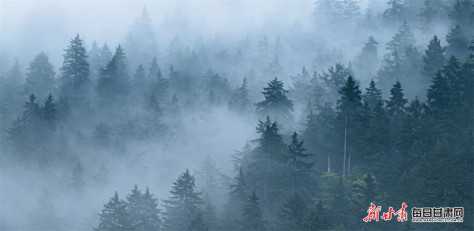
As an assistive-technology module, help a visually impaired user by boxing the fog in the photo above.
[1,0,472,230]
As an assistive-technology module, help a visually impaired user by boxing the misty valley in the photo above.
[0,0,473,230]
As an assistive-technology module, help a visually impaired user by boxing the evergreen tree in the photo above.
[241,191,266,231]
[189,211,208,231]
[422,35,446,80]
[287,132,314,192]
[231,77,250,112]
[320,62,352,93]
[336,75,363,175]
[162,169,202,230]
[59,34,90,106]
[362,79,383,109]
[277,192,307,231]
[448,0,474,31]
[354,36,378,82]
[220,167,248,231]
[418,0,448,29]
[24,52,56,101]
[0,59,23,122]
[149,58,168,103]
[124,6,157,68]
[29,191,61,231]
[386,21,415,55]
[446,25,470,59]
[255,78,294,123]
[126,185,161,231]
[302,199,332,230]
[386,80,408,118]
[96,192,130,231]
[71,161,85,191]
[382,0,406,25]
[97,45,130,105]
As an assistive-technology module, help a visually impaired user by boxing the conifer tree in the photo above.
[382,0,406,25]
[125,185,161,231]
[59,34,90,105]
[448,0,474,31]
[71,161,85,191]
[255,78,294,123]
[96,192,130,231]
[24,52,56,101]
[231,77,250,112]
[446,25,470,59]
[354,36,378,82]
[97,45,130,105]
[362,79,382,109]
[277,192,307,231]
[162,169,202,230]
[320,63,352,93]
[241,191,266,231]
[422,35,446,80]
[287,132,314,191]
[189,211,208,231]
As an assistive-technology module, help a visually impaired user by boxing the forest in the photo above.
[0,0,473,230]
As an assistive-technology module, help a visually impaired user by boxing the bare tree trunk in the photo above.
[343,116,347,177]
[328,152,331,173]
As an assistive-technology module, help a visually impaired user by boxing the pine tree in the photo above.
[255,78,294,123]
[189,211,208,231]
[96,192,130,231]
[382,0,406,25]
[446,25,470,59]
[162,169,202,230]
[362,79,382,109]
[422,35,446,80]
[448,0,474,31]
[386,80,408,118]
[320,63,352,93]
[221,167,248,231]
[24,52,56,101]
[277,192,307,231]
[354,36,378,82]
[336,75,363,175]
[418,0,448,29]
[386,21,415,55]
[71,161,85,191]
[302,199,332,230]
[149,57,168,103]
[97,45,130,105]
[287,132,314,192]
[241,191,266,231]
[125,185,161,231]
[231,77,250,112]
[59,34,90,106]
[0,59,23,121]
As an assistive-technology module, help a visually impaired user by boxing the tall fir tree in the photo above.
[422,35,446,80]
[96,192,130,231]
[97,45,130,106]
[255,78,294,124]
[162,169,202,230]
[24,52,56,101]
[241,191,267,231]
[59,34,90,106]
[446,25,470,59]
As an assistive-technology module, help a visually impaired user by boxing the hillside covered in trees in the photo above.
[0,0,473,230]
